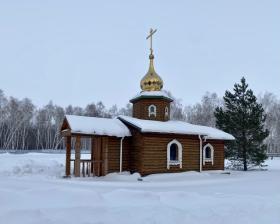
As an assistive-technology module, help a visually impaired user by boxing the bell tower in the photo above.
[130,29,173,121]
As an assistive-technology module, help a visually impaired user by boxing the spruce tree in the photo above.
[215,77,269,170]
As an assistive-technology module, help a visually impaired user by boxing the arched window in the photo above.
[203,143,214,165]
[167,139,183,169]
[165,106,169,118]
[148,105,157,117]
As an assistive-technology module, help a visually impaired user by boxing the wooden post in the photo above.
[102,137,108,176]
[74,136,81,177]
[65,136,71,177]
[91,137,95,174]
[82,161,85,177]
[96,137,101,176]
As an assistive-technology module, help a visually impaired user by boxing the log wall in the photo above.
[107,137,131,173]
[129,129,144,174]
[132,98,170,121]
[82,132,225,176]
[126,130,225,175]
[140,133,200,175]
[202,140,225,170]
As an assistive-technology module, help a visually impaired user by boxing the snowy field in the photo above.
[0,153,279,224]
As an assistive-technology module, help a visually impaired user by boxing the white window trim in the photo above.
[165,106,169,117]
[167,139,183,169]
[148,105,157,117]
[203,143,214,165]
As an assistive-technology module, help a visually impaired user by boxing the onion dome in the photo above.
[140,53,163,91]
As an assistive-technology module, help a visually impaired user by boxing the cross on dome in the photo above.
[146,28,157,56]
[140,28,163,91]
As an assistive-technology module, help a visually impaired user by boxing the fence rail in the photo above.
[267,146,280,157]
[70,159,103,177]
[267,153,280,157]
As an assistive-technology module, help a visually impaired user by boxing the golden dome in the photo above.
[140,53,163,91]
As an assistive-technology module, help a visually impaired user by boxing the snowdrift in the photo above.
[0,153,65,177]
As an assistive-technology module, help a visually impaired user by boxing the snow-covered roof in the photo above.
[64,115,131,137]
[118,115,235,140]
[130,90,173,103]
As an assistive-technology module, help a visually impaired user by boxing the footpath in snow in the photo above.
[0,152,279,224]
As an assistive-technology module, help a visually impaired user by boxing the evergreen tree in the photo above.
[215,77,269,170]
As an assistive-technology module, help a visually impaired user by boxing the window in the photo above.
[170,143,178,161]
[165,106,169,118]
[203,143,214,165]
[205,147,211,159]
[148,105,157,117]
[167,139,183,169]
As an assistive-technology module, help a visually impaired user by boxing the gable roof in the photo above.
[61,115,131,137]
[118,115,235,140]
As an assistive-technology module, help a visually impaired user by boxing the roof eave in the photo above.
[118,117,143,132]
[130,95,173,103]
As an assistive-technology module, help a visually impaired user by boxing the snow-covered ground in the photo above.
[0,153,279,224]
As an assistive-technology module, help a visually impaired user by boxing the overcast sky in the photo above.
[0,0,279,108]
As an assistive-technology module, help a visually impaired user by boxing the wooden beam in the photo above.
[60,117,71,132]
[94,137,101,176]
[102,137,108,176]
[61,129,71,137]
[91,137,95,174]
[65,136,71,177]
[97,137,102,176]
[74,136,81,177]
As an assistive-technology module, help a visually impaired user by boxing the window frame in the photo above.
[148,104,157,117]
[167,139,183,169]
[164,106,169,118]
[203,143,214,165]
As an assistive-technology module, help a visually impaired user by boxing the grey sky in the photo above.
[0,0,279,109]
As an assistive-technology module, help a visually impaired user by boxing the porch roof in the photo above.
[61,115,131,137]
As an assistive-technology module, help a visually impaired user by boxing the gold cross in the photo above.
[146,28,157,54]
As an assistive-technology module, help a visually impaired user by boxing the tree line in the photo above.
[0,89,132,150]
[0,80,279,160]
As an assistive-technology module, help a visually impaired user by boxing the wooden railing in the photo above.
[70,159,103,177]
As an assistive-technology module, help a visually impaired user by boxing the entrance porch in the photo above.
[60,115,131,177]
[64,135,109,177]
